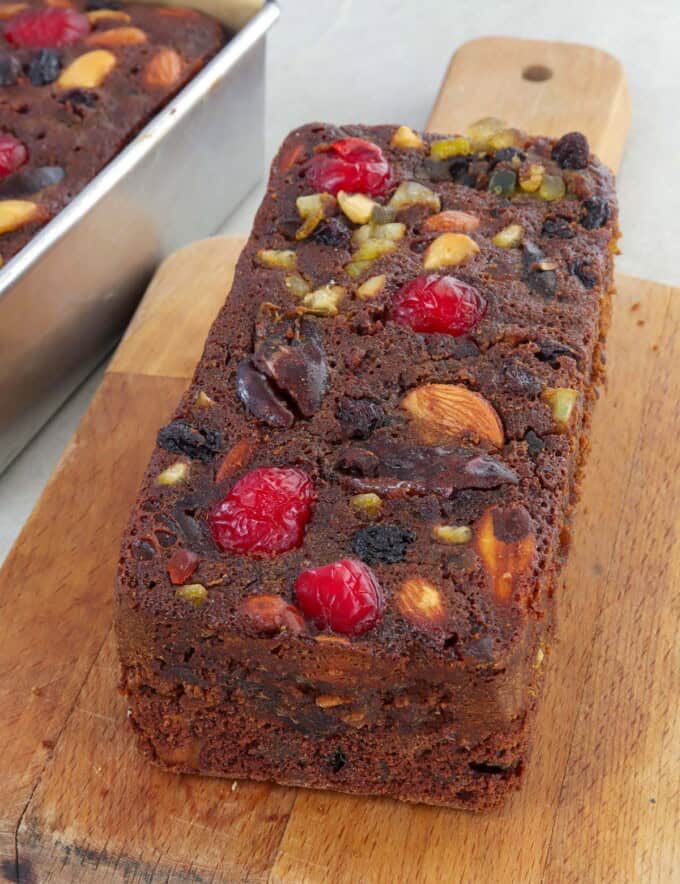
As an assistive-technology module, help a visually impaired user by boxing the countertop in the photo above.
[1,0,678,563]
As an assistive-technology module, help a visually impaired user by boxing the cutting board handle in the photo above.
[427,36,630,174]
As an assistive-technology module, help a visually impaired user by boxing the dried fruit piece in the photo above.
[523,241,557,298]
[488,169,516,197]
[4,7,90,47]
[352,221,404,245]
[518,162,544,192]
[215,438,254,483]
[28,48,61,86]
[209,467,315,557]
[387,180,440,213]
[475,506,535,602]
[301,284,345,316]
[580,196,610,229]
[433,525,471,544]
[284,272,310,298]
[335,397,385,440]
[175,583,208,606]
[423,233,480,270]
[166,549,199,585]
[492,224,523,248]
[295,192,337,240]
[155,461,188,486]
[402,383,504,447]
[356,274,385,300]
[87,9,130,23]
[256,248,297,270]
[398,578,444,627]
[350,493,382,518]
[306,137,392,197]
[390,125,424,150]
[295,558,384,635]
[58,49,115,89]
[0,51,22,85]
[542,216,574,239]
[542,386,578,427]
[337,190,378,224]
[524,430,545,457]
[236,359,294,429]
[538,174,565,201]
[390,274,486,336]
[157,420,221,462]
[552,131,589,170]
[144,47,182,88]
[87,25,146,46]
[1,166,64,200]
[353,524,414,565]
[240,594,306,635]
[422,210,479,234]
[467,116,507,150]
[308,216,351,248]
[430,136,470,160]
[0,133,28,179]
[0,199,40,234]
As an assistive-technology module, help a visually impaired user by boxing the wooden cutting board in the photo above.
[2,37,678,884]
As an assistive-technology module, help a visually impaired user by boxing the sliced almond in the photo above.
[256,248,297,270]
[402,383,504,447]
[390,125,425,151]
[423,233,480,270]
[356,274,386,300]
[337,191,377,225]
[475,506,535,602]
[422,210,480,234]
[0,200,41,235]
[144,47,183,89]
[58,50,116,89]
[87,26,147,47]
[87,9,130,23]
[156,461,188,485]
[398,578,445,627]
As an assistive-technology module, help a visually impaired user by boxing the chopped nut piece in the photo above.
[356,274,386,300]
[430,136,471,159]
[542,386,578,427]
[433,524,472,544]
[390,125,425,150]
[337,190,377,224]
[345,260,372,279]
[256,248,297,270]
[315,695,351,708]
[475,506,535,602]
[194,390,214,408]
[0,200,40,235]
[87,26,147,46]
[175,583,208,606]
[351,492,382,517]
[58,50,116,89]
[215,439,254,482]
[301,284,345,316]
[423,233,480,270]
[538,174,566,201]
[398,578,445,627]
[352,238,398,263]
[156,461,188,485]
[402,383,504,447]
[87,9,131,23]
[295,192,337,240]
[353,222,405,245]
[388,180,440,213]
[467,116,507,150]
[144,48,183,88]
[488,128,521,151]
[519,162,544,192]
[493,224,523,248]
[422,210,480,233]
[284,272,311,298]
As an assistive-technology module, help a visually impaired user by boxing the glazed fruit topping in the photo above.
[0,132,27,180]
[352,524,415,565]
[552,131,590,170]
[157,420,221,462]
[4,8,90,48]
[389,274,486,336]
[166,549,199,585]
[295,558,384,635]
[209,467,315,557]
[306,138,392,198]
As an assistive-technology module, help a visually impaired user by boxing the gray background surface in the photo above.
[1,0,679,562]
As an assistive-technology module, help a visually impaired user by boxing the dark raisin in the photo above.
[157,421,222,462]
[571,259,598,289]
[552,131,590,169]
[580,196,610,230]
[448,155,473,180]
[0,52,21,86]
[523,241,557,298]
[352,524,415,565]
[524,430,545,457]
[535,339,580,368]
[492,146,525,164]
[541,216,575,239]
[0,165,64,199]
[335,397,386,440]
[501,362,542,397]
[329,749,347,773]
[155,531,177,548]
[27,49,61,86]
[60,89,98,107]
[309,216,351,248]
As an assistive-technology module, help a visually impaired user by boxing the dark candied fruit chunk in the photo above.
[492,146,525,164]
[0,52,21,86]
[522,241,556,299]
[295,558,384,635]
[580,196,611,230]
[157,420,221,462]
[166,549,200,585]
[59,88,98,107]
[27,49,61,86]
[306,137,392,197]
[309,216,352,249]
[535,338,580,368]
[423,157,452,182]
[0,132,28,179]
[552,131,590,169]
[542,216,575,239]
[524,430,545,457]
[335,397,386,440]
[236,360,294,429]
[4,8,90,48]
[390,274,486,337]
[352,524,415,565]
[329,749,348,772]
[209,467,315,557]
[488,169,516,196]
[571,259,598,289]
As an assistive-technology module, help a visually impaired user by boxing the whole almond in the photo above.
[475,506,535,602]
[58,50,116,89]
[422,210,480,234]
[87,26,147,47]
[398,578,445,627]
[144,47,183,89]
[401,383,504,447]
[215,439,254,483]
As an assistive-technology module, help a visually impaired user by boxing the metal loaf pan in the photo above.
[0,0,279,473]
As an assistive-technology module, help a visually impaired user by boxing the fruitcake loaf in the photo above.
[0,0,225,265]
[116,120,618,810]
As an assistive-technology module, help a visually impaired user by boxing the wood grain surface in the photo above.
[2,35,677,884]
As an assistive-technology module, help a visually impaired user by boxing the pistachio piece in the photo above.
[423,233,479,270]
[538,174,566,201]
[519,162,544,192]
[390,125,425,150]
[175,584,208,606]
[351,492,382,518]
[58,50,116,89]
[542,386,578,427]
[156,461,188,485]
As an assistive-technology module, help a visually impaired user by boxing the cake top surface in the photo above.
[117,120,617,667]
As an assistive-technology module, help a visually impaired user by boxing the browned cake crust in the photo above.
[115,121,618,810]
[0,0,225,263]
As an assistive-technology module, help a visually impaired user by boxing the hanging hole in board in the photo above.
[522,64,553,82]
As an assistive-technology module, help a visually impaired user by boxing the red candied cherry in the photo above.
[389,273,487,336]
[0,132,27,179]
[295,559,384,636]
[306,137,392,197]
[209,467,315,557]
[4,8,90,48]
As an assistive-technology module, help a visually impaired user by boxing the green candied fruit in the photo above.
[538,174,566,201]
[488,169,517,197]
